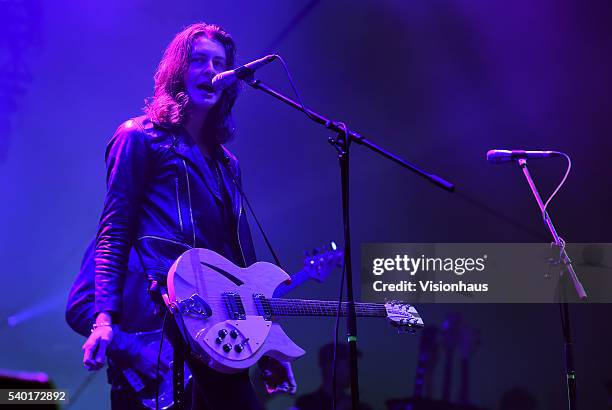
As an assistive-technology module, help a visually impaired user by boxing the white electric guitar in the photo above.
[167,248,424,374]
[118,243,343,409]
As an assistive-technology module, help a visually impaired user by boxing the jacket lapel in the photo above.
[171,131,223,202]
[218,155,241,220]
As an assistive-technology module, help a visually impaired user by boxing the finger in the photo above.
[269,383,288,393]
[287,373,297,388]
[82,336,96,353]
[288,382,297,395]
[82,338,99,368]
[281,361,297,393]
[264,384,274,394]
[272,382,295,395]
[83,355,102,371]
[84,351,102,370]
[85,361,103,371]
[94,339,108,365]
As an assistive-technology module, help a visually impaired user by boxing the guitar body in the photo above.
[110,244,340,407]
[168,248,305,374]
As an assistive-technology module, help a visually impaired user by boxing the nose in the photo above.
[202,60,218,78]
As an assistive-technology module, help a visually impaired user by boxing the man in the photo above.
[80,22,295,409]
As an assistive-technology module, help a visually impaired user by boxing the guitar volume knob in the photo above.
[234,337,249,353]
[223,343,232,353]
[229,329,239,339]
[218,329,228,338]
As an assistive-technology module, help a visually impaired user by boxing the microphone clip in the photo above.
[234,66,255,81]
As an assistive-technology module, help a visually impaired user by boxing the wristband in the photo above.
[91,322,112,333]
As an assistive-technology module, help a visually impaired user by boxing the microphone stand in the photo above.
[516,158,586,410]
[244,76,454,409]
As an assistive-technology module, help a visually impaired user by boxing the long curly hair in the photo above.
[144,23,238,144]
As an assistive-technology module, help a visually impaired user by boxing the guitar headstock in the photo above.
[384,301,424,333]
[302,241,344,283]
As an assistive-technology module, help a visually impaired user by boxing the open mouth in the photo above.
[197,83,214,93]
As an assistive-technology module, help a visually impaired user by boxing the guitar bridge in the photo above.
[222,292,246,320]
[177,294,212,319]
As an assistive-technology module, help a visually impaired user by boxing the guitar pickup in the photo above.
[253,294,272,321]
[222,292,246,320]
[177,294,212,319]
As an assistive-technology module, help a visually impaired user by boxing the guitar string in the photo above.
[175,297,404,316]
[176,297,393,309]
[175,296,403,309]
[176,297,403,309]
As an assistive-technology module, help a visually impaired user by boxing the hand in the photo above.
[148,279,169,317]
[258,356,297,395]
[82,324,114,371]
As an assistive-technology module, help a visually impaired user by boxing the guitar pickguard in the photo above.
[199,317,271,361]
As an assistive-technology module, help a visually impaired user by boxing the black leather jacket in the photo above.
[94,116,256,321]
[67,240,160,336]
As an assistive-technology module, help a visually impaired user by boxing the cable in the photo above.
[65,371,98,409]
[541,152,572,225]
[331,121,351,410]
[332,262,346,410]
[221,161,285,270]
[156,309,169,410]
[273,55,320,124]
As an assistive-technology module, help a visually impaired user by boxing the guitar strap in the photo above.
[218,151,285,271]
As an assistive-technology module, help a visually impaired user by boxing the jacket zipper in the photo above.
[227,167,248,267]
[175,177,183,232]
[137,235,191,248]
[236,205,247,266]
[182,160,197,248]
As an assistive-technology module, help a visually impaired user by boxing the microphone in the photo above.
[212,55,277,91]
[486,149,561,164]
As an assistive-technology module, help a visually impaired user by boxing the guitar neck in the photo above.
[267,298,387,318]
[272,268,311,298]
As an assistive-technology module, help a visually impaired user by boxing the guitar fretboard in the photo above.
[267,298,387,317]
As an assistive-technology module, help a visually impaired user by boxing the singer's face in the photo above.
[184,36,226,110]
